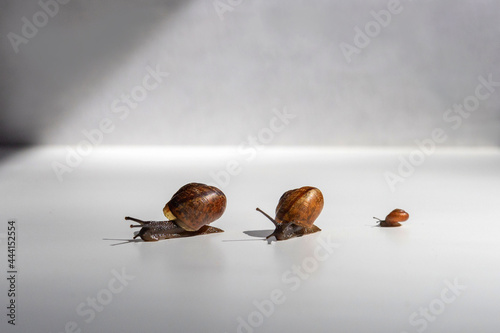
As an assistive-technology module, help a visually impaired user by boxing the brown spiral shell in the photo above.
[275,186,324,228]
[163,183,226,231]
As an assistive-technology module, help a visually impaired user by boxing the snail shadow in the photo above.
[103,238,142,246]
[220,230,275,243]
[243,230,273,238]
[244,229,277,244]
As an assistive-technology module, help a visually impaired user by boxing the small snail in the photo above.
[373,209,409,227]
[256,186,324,241]
[126,183,226,241]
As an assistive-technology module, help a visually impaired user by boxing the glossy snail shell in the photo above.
[163,183,226,231]
[275,187,324,227]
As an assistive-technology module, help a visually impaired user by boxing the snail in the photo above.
[126,183,226,241]
[256,186,324,241]
[373,209,409,227]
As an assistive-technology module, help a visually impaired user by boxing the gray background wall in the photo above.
[1,0,499,146]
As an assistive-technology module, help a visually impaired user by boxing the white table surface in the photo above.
[0,146,499,333]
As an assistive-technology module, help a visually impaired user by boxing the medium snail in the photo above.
[126,183,226,241]
[373,209,409,227]
[256,186,324,241]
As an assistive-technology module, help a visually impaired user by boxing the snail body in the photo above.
[126,183,226,241]
[374,209,409,227]
[256,186,323,241]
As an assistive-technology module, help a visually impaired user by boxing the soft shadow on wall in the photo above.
[0,0,191,146]
[1,0,500,147]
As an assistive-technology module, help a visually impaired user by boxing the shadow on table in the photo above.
[103,238,142,246]
[243,230,273,238]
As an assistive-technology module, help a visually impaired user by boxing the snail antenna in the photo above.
[130,224,151,229]
[125,216,150,225]
[256,208,278,226]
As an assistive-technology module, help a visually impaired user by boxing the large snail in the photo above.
[126,183,226,241]
[373,209,409,227]
[256,186,324,241]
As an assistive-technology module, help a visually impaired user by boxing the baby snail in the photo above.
[373,209,409,227]
[256,186,324,241]
[125,183,226,241]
